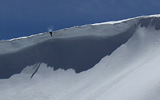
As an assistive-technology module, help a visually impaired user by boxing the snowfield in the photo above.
[1,15,160,100]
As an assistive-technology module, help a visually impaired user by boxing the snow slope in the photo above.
[1,15,160,100]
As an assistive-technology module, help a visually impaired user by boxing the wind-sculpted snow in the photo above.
[1,15,160,100]
[1,15,160,79]
[0,16,139,78]
[0,25,135,78]
[139,17,160,30]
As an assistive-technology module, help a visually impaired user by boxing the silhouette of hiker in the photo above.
[49,32,53,37]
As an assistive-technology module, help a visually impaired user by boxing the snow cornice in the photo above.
[0,14,160,54]
[0,14,159,42]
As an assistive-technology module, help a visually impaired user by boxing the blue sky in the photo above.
[0,0,160,40]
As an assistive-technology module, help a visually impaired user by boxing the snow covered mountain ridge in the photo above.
[0,15,160,78]
[1,15,160,100]
[0,14,160,54]
[0,14,159,53]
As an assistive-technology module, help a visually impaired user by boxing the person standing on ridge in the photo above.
[48,26,53,37]
[49,31,53,37]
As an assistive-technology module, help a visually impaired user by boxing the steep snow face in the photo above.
[1,15,160,100]
[1,15,160,79]
[0,18,137,78]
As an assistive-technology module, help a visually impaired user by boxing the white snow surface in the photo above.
[1,15,160,100]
